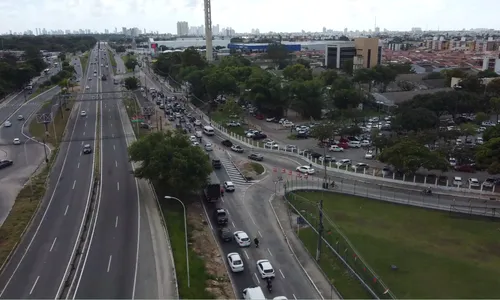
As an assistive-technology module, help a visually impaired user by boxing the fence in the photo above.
[283,190,395,299]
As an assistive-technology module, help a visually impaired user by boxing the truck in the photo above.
[204,172,221,202]
[242,287,266,300]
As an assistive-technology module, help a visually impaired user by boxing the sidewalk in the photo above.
[270,195,342,299]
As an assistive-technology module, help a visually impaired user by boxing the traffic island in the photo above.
[0,95,75,271]
[80,51,89,74]
[234,160,265,181]
[107,49,117,75]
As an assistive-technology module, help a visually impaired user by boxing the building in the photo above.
[227,43,301,52]
[325,38,382,70]
[177,21,189,36]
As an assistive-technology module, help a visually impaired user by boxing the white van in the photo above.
[195,130,202,138]
[203,125,215,136]
[242,287,266,300]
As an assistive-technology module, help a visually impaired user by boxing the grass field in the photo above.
[210,111,246,136]
[289,191,500,299]
[0,98,74,271]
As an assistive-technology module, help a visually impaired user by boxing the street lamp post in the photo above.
[24,137,35,200]
[164,195,190,288]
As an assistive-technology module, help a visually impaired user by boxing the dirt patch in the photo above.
[235,159,265,180]
[187,202,235,299]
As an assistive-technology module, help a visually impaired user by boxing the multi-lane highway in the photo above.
[72,44,141,299]
[0,49,98,298]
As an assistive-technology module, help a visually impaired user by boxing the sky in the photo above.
[0,0,499,34]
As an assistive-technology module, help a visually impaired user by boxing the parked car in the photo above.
[231,145,244,153]
[222,140,233,147]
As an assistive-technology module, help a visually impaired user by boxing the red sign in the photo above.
[288,170,292,175]
[273,167,277,172]
[282,168,286,173]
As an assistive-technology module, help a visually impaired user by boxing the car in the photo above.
[454,164,476,173]
[219,227,233,242]
[329,145,344,152]
[88,77,92,81]
[192,141,200,146]
[194,120,202,126]
[224,181,235,192]
[86,85,90,90]
[189,135,197,143]
[352,162,369,170]
[336,159,352,167]
[252,132,267,140]
[80,111,87,117]
[296,165,315,174]
[222,139,233,147]
[213,208,228,225]
[284,145,297,152]
[453,176,463,186]
[4,121,11,127]
[227,252,244,273]
[0,159,14,169]
[17,115,24,120]
[83,144,92,154]
[256,259,275,279]
[319,155,334,163]
[13,138,21,145]
[468,178,480,187]
[226,121,241,127]
[248,153,263,161]
[204,143,213,151]
[233,231,251,247]
[483,178,496,188]
[364,151,374,159]
[360,140,371,147]
[347,141,361,148]
[264,141,279,149]
[231,145,244,153]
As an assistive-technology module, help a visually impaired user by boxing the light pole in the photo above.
[24,137,35,200]
[164,195,190,288]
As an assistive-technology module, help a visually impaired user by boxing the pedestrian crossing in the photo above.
[218,156,254,186]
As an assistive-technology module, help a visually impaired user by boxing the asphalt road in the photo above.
[0,49,99,298]
[73,45,140,299]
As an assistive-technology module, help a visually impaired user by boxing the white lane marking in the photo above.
[253,273,260,284]
[107,255,112,272]
[64,205,69,216]
[115,160,118,167]
[243,250,249,260]
[83,131,85,136]
[50,237,57,252]
[231,221,235,228]
[85,122,87,127]
[115,216,119,228]
[258,231,263,238]
[279,269,285,279]
[72,180,76,190]
[81,141,84,145]
[29,276,40,295]
[112,134,114,138]
[293,294,297,300]
[267,248,273,257]
[77,162,80,169]
[113,144,115,150]
[117,182,120,191]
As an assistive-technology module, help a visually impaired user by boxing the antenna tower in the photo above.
[204,0,213,61]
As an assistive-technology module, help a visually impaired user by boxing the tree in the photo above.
[319,70,339,86]
[474,112,489,124]
[289,79,324,119]
[58,52,67,62]
[459,123,477,139]
[266,44,290,68]
[296,58,311,69]
[490,97,500,123]
[372,65,397,92]
[457,75,484,93]
[476,137,500,174]
[483,124,500,142]
[283,64,312,81]
[341,59,353,75]
[442,69,466,87]
[329,88,363,110]
[387,62,415,74]
[245,69,288,117]
[220,99,243,117]
[310,123,338,143]
[379,139,448,174]
[397,80,415,91]
[353,68,377,92]
[202,68,238,100]
[486,79,500,97]
[392,108,438,132]
[124,56,139,71]
[124,76,139,90]
[128,131,212,196]
[477,69,499,78]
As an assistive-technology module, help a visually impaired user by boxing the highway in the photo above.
[73,44,140,299]
[0,49,98,298]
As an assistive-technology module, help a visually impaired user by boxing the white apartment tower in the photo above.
[177,21,189,36]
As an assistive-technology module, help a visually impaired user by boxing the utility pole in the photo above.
[35,112,52,163]
[315,199,324,262]
[142,105,154,128]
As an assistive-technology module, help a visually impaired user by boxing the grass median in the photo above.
[81,51,89,74]
[289,191,500,299]
[107,49,116,75]
[0,97,75,269]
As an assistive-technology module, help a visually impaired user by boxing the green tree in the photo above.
[341,59,353,75]
[392,108,438,132]
[441,69,466,87]
[379,139,448,174]
[353,68,377,92]
[474,112,489,124]
[220,99,243,117]
[124,76,139,90]
[319,69,339,86]
[397,80,415,91]
[476,137,500,174]
[289,79,324,119]
[245,70,288,117]
[372,65,397,92]
[486,79,500,97]
[477,69,499,78]
[490,97,500,123]
[202,68,238,100]
[266,44,290,68]
[282,64,312,81]
[329,88,363,110]
[482,124,500,142]
[457,75,484,93]
[128,131,212,196]
[310,123,339,143]
[124,56,138,71]
[459,123,478,140]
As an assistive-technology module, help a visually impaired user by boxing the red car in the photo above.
[255,114,264,120]
[454,164,476,173]
[338,142,349,149]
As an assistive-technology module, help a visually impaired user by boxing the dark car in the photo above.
[252,132,267,140]
[248,153,264,161]
[83,144,92,154]
[221,139,233,147]
[0,159,13,169]
[213,208,228,225]
[212,159,222,169]
[219,227,232,242]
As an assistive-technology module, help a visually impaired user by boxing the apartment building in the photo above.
[325,38,382,70]
[177,21,189,36]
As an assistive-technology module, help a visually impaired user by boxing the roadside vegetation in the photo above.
[107,49,117,75]
[122,97,234,298]
[122,52,139,73]
[80,51,89,74]
[289,191,500,298]
[0,95,75,270]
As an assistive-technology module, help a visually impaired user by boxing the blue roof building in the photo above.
[227,43,301,52]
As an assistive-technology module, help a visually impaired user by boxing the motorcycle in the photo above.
[421,188,432,195]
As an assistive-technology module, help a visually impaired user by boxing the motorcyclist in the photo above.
[266,278,272,291]
[254,237,259,248]
[220,186,224,197]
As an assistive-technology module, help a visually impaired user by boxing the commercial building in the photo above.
[228,43,301,52]
[325,38,382,70]
[177,21,189,36]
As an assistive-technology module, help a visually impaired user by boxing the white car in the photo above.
[224,181,235,192]
[192,141,199,146]
[86,85,90,90]
[296,165,315,174]
[360,140,371,147]
[347,141,361,148]
[256,259,275,279]
[227,252,244,273]
[233,231,251,247]
[80,111,87,116]
[194,120,202,126]
[329,145,344,152]
[282,121,294,127]
[264,141,279,149]
[204,143,213,151]
[13,138,21,145]
[468,178,480,187]
[4,121,11,127]
[189,135,197,143]
[17,115,24,120]
[336,159,352,167]
[364,151,374,159]
[352,162,369,170]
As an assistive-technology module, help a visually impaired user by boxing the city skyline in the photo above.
[1,0,500,34]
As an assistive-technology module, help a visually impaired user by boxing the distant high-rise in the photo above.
[177,21,189,36]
